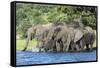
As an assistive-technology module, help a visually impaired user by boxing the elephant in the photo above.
[43,22,84,52]
[34,41,45,52]
[43,25,63,52]
[56,27,83,52]
[70,26,95,51]
[43,39,57,52]
[43,22,91,52]
[22,21,95,52]
[43,23,95,52]
[54,21,84,29]
[78,26,95,51]
[22,23,53,51]
[62,21,84,29]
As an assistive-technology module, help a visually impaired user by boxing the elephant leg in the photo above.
[89,44,93,51]
[79,40,84,51]
[69,41,74,51]
[56,41,61,52]
[89,39,94,51]
[22,32,32,51]
[76,41,83,51]
[70,42,80,52]
[65,43,70,52]
[63,39,71,52]
[22,38,30,51]
[76,38,85,51]
[71,45,74,51]
[75,44,80,51]
[37,41,43,52]
[62,39,68,52]
[53,40,56,52]
[56,39,63,52]
[86,44,89,50]
[65,35,71,52]
[60,41,63,51]
[44,39,54,52]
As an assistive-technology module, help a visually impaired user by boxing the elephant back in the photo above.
[85,26,94,33]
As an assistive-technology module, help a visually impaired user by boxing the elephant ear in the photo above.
[74,29,83,43]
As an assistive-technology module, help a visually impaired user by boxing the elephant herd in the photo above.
[22,21,95,52]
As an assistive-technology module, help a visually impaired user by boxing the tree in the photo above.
[16,3,97,39]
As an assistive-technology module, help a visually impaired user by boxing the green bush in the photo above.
[16,3,97,39]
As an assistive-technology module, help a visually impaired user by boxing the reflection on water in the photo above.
[16,50,96,66]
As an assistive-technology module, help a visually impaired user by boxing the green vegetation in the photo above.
[16,39,37,50]
[16,3,97,39]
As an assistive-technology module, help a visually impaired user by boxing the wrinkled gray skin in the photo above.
[43,22,85,52]
[44,23,95,52]
[43,25,63,52]
[70,26,95,51]
[22,23,53,51]
[78,26,95,51]
[22,21,95,52]
[43,25,82,52]
[54,26,84,52]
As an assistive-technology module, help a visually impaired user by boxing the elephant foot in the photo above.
[86,48,89,51]
[22,48,27,51]
[22,50,25,51]
[88,48,93,52]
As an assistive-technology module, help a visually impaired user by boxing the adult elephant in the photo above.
[70,26,95,51]
[54,26,84,52]
[22,23,53,51]
[43,22,84,52]
[70,27,85,51]
[43,25,63,52]
[43,22,95,52]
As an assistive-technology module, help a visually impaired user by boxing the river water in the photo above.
[16,50,96,66]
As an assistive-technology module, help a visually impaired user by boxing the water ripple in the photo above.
[16,50,96,66]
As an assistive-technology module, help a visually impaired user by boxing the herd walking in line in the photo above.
[22,21,95,52]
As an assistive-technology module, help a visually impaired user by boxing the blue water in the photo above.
[16,50,96,66]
